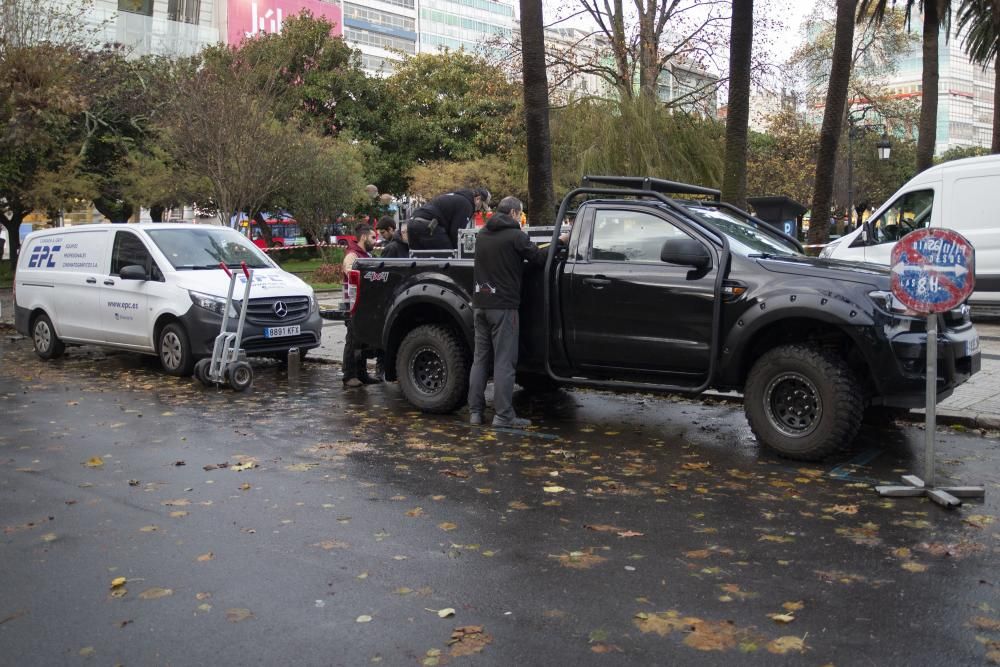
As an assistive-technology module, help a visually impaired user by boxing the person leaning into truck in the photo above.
[467,196,548,428]
[376,216,409,258]
[342,223,379,388]
[408,188,490,251]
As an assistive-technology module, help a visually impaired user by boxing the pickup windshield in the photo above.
[680,205,801,257]
[147,228,274,270]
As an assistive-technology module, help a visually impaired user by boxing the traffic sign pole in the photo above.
[875,228,984,508]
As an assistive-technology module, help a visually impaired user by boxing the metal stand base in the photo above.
[877,475,985,509]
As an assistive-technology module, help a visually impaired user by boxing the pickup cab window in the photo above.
[590,210,689,262]
[870,189,933,244]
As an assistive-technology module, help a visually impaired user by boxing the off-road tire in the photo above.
[158,323,194,376]
[396,324,469,413]
[32,313,65,360]
[744,344,864,461]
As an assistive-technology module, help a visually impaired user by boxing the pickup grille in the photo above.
[244,296,310,324]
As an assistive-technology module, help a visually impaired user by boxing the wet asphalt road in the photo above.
[1,337,999,666]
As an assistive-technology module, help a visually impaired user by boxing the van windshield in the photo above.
[147,228,274,270]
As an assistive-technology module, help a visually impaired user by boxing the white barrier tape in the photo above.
[261,242,347,253]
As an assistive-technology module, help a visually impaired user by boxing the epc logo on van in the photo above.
[28,244,60,268]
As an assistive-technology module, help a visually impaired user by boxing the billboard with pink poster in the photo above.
[227,0,343,45]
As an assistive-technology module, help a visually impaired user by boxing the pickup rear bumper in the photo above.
[875,325,981,408]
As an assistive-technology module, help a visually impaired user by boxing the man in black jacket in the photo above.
[408,188,489,250]
[467,196,545,428]
[376,216,409,258]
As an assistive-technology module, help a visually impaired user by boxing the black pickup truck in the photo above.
[347,176,981,460]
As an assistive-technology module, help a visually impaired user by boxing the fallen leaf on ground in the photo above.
[963,515,995,529]
[766,636,806,654]
[543,486,566,493]
[196,552,214,562]
[139,525,159,532]
[110,577,127,589]
[138,587,173,600]
[437,608,455,618]
[406,507,425,518]
[169,511,188,518]
[901,561,928,573]
[551,550,607,570]
[585,524,623,533]
[617,530,644,538]
[231,460,258,472]
[84,457,104,468]
[356,614,373,623]
[448,626,492,657]
[972,616,1000,631]
[161,499,190,507]
[226,608,254,623]
[313,540,350,550]
[782,601,804,612]
[768,613,795,624]
[824,504,859,515]
[239,483,251,491]
[681,462,711,471]
[438,522,457,532]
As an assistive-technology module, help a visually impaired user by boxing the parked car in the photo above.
[821,154,1000,309]
[344,176,981,461]
[14,223,322,374]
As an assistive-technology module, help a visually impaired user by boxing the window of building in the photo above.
[344,28,416,54]
[345,3,415,32]
[119,0,153,16]
[168,0,200,24]
[379,0,415,9]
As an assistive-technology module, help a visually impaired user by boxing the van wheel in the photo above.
[744,344,864,461]
[158,323,194,376]
[32,313,65,360]
[396,324,469,413]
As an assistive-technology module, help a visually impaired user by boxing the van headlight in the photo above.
[819,241,840,258]
[309,292,318,314]
[189,291,236,317]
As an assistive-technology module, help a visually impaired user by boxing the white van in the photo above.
[14,223,323,374]
[821,154,1000,306]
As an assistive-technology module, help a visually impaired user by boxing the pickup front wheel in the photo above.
[744,344,864,461]
[396,324,470,413]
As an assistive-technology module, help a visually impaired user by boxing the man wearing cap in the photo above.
[408,188,490,250]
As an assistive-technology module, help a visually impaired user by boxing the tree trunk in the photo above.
[808,0,858,246]
[150,204,166,222]
[637,5,659,102]
[519,0,556,228]
[722,0,754,209]
[93,194,134,224]
[916,2,940,172]
[993,56,1000,153]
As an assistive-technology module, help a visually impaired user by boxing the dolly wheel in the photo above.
[227,361,253,392]
[194,358,212,386]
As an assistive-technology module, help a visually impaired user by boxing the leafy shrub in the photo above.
[312,263,343,284]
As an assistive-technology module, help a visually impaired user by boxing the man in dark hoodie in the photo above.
[408,188,490,250]
[376,216,409,258]
[467,196,547,428]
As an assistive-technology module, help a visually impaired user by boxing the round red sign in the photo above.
[890,228,975,314]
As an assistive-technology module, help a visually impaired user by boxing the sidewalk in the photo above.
[3,288,999,429]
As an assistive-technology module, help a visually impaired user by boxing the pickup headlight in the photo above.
[867,290,915,316]
[189,290,236,317]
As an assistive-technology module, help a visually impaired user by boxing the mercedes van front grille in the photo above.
[245,296,310,324]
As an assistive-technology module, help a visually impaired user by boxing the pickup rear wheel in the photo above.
[397,324,469,413]
[744,344,864,461]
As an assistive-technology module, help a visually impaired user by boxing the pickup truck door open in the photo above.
[563,207,718,386]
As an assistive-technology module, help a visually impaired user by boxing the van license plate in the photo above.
[264,325,300,338]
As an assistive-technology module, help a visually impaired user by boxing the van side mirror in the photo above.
[120,265,148,281]
[661,238,712,270]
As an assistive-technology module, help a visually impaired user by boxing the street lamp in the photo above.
[846,106,891,233]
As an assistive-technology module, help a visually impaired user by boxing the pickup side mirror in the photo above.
[119,264,148,281]
[661,238,712,270]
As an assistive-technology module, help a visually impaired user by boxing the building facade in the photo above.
[89,0,221,58]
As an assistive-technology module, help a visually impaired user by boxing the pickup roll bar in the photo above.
[542,186,730,396]
[582,175,722,201]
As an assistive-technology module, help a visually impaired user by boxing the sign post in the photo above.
[876,228,985,508]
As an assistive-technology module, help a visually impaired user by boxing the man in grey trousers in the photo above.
[467,196,549,427]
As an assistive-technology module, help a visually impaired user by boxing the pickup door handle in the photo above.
[86,278,97,284]
[103,279,115,286]
[583,276,611,288]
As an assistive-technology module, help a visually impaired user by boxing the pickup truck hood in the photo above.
[176,268,312,300]
[755,255,890,289]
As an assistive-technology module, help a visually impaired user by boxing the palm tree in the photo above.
[859,0,952,172]
[957,0,1000,152]
[722,0,753,209]
[519,0,555,226]
[809,0,859,245]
